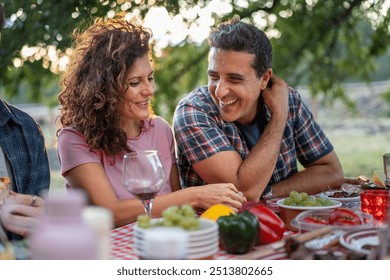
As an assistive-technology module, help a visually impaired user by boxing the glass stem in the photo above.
[142,199,154,218]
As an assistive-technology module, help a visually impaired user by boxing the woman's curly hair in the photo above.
[58,13,152,156]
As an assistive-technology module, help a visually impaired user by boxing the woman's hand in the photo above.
[0,192,45,237]
[194,183,247,212]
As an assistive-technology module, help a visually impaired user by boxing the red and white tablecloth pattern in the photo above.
[110,223,138,260]
[109,223,237,260]
[109,200,287,260]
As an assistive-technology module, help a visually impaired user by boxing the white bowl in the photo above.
[276,198,342,231]
[319,190,361,208]
[134,231,219,249]
[134,218,218,240]
[276,198,342,210]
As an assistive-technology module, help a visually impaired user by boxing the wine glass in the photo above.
[122,150,165,218]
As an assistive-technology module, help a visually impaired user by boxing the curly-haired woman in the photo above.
[57,14,245,228]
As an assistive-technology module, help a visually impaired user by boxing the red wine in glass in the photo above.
[122,151,165,218]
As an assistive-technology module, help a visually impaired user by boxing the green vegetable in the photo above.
[217,211,259,254]
[136,205,200,230]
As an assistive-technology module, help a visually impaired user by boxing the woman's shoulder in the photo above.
[146,116,173,137]
[57,126,86,143]
[150,115,171,127]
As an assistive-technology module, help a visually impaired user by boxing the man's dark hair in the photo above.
[208,19,272,77]
[0,3,4,32]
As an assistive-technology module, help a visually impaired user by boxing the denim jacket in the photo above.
[0,99,50,240]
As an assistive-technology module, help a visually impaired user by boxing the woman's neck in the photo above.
[121,119,143,138]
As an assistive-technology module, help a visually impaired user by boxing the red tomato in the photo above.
[302,216,328,225]
[328,208,362,226]
[248,205,286,245]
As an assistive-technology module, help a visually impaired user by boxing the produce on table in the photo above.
[137,204,200,230]
[302,216,328,225]
[302,208,362,226]
[283,190,334,207]
[328,208,362,226]
[328,191,359,198]
[217,211,259,254]
[248,205,286,245]
[200,204,234,221]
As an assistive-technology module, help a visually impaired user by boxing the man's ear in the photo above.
[260,68,273,90]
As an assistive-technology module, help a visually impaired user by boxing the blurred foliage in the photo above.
[0,0,389,119]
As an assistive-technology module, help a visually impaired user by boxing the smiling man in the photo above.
[173,19,344,201]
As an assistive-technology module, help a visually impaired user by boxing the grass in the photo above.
[329,134,388,178]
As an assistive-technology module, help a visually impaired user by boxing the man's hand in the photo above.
[262,74,289,121]
[0,192,45,237]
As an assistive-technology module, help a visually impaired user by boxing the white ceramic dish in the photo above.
[135,242,218,260]
[133,229,218,243]
[276,198,342,210]
[134,218,217,235]
[134,233,219,248]
[339,228,380,255]
[133,218,219,259]
[277,198,342,231]
[319,190,360,208]
[135,240,218,255]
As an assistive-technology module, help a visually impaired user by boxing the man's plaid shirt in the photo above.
[173,85,333,191]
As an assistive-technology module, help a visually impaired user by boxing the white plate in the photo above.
[135,243,218,260]
[133,228,219,243]
[134,233,219,248]
[339,228,380,255]
[133,226,219,238]
[134,218,217,235]
[134,218,218,241]
[135,240,219,255]
[277,198,342,210]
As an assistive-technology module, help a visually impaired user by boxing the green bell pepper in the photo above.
[217,211,259,254]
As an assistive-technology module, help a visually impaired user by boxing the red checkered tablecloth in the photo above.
[110,223,138,260]
[109,223,237,260]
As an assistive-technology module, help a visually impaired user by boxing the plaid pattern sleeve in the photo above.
[0,101,50,197]
[291,89,333,166]
[270,88,333,184]
[0,100,50,241]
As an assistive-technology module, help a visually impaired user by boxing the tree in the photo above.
[1,0,389,118]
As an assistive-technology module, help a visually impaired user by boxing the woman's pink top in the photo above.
[57,116,175,199]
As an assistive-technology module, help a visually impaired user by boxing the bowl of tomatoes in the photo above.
[290,208,374,233]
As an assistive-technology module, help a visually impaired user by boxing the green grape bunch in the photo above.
[283,190,334,207]
[137,204,200,230]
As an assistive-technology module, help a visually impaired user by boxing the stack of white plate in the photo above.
[133,218,219,259]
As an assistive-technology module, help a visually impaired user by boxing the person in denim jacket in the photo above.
[0,4,50,240]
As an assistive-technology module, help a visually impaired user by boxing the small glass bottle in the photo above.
[82,206,113,259]
[29,190,98,260]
